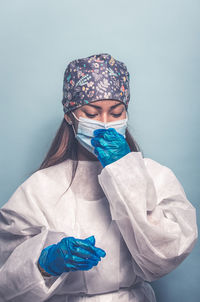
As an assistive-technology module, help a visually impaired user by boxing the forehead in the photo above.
[82,99,124,109]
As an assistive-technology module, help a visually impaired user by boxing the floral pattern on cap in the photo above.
[61,53,130,113]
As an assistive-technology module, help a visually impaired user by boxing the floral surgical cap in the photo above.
[61,53,131,113]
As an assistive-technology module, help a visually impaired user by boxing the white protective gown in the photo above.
[0,151,198,302]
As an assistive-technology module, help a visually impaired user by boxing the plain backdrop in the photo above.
[0,1,199,301]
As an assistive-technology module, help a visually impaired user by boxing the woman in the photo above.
[0,53,197,302]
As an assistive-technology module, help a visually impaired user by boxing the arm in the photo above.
[0,184,70,301]
[98,151,198,282]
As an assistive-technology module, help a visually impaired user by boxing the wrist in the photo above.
[38,262,51,277]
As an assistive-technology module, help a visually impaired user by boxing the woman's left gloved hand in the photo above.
[91,128,131,168]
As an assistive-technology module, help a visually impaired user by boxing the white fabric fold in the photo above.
[98,152,198,281]
[0,153,197,301]
[0,185,72,301]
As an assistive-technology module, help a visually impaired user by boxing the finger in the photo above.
[85,235,95,246]
[75,258,99,267]
[67,254,98,264]
[111,130,125,139]
[64,263,78,271]
[91,137,101,147]
[93,129,117,141]
[94,137,109,148]
[87,258,99,266]
[65,254,87,263]
[77,242,105,257]
[107,128,118,134]
[93,129,107,137]
[95,146,104,156]
[75,262,97,271]
[93,133,121,148]
[96,147,110,159]
[71,246,101,261]
[94,246,106,258]
[74,238,106,258]
[73,238,96,250]
[103,129,119,141]
[79,241,106,258]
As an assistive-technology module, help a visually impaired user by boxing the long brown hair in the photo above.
[33,112,143,192]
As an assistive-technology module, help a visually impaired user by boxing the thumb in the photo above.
[85,235,95,246]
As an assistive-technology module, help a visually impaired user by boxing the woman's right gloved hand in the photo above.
[38,235,106,276]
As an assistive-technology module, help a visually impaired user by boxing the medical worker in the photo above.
[0,53,198,302]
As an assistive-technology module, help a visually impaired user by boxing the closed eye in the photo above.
[112,112,123,117]
[85,112,123,118]
[85,113,98,118]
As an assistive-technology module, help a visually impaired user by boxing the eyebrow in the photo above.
[85,103,123,110]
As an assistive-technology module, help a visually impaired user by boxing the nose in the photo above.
[100,113,109,123]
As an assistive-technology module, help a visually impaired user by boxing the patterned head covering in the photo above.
[61,53,130,114]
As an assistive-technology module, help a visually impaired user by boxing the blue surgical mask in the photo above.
[70,111,128,157]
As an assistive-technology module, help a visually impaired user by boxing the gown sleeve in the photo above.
[0,173,71,302]
[97,151,198,282]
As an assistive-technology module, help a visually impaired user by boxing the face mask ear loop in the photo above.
[70,124,76,137]
[69,111,79,137]
[71,111,80,122]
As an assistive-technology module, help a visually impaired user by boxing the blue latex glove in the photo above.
[38,235,106,276]
[91,128,131,167]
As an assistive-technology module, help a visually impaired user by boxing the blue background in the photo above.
[0,1,199,301]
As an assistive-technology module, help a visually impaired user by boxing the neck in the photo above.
[77,142,99,162]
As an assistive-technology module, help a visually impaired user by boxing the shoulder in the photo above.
[21,159,73,192]
[4,160,73,211]
[1,160,75,227]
